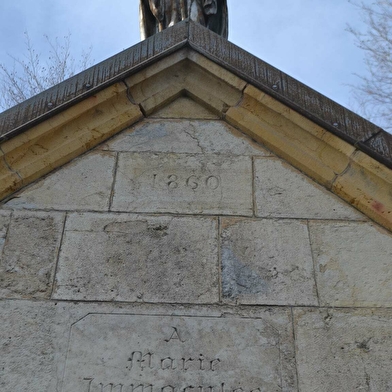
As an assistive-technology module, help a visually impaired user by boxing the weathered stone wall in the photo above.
[1,110,392,391]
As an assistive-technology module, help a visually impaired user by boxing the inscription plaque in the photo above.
[111,153,253,215]
[62,315,282,392]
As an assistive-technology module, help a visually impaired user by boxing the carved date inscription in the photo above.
[153,174,221,191]
[61,315,282,392]
[112,153,253,215]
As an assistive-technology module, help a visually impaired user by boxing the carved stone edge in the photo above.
[0,38,391,232]
[0,21,190,142]
[186,23,391,169]
[0,83,143,200]
[0,20,390,168]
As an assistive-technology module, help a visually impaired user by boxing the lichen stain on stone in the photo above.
[147,224,169,238]
[319,258,341,274]
[29,144,49,155]
[221,247,267,299]
[137,122,169,140]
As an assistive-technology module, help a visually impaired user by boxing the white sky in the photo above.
[0,1,375,125]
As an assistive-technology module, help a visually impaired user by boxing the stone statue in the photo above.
[140,0,228,40]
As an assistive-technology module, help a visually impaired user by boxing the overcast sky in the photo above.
[0,1,376,126]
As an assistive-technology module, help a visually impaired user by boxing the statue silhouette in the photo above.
[140,0,228,40]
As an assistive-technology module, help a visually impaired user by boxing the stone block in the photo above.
[309,221,392,307]
[294,308,392,391]
[0,210,64,299]
[0,300,295,392]
[104,120,269,156]
[0,300,67,392]
[53,213,219,303]
[0,210,11,255]
[0,154,21,200]
[221,218,318,306]
[112,153,253,215]
[5,151,116,211]
[63,315,285,392]
[255,158,364,219]
[333,150,392,232]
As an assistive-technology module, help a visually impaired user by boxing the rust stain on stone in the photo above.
[372,200,385,214]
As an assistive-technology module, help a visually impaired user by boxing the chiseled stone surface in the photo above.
[112,153,253,215]
[294,308,392,391]
[221,218,318,306]
[0,300,296,392]
[53,213,219,303]
[104,120,269,156]
[1,300,67,392]
[5,151,116,211]
[0,210,64,299]
[0,210,11,255]
[309,221,392,307]
[255,158,364,220]
[63,315,285,392]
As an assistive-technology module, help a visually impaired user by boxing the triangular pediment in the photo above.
[3,114,363,225]
[0,42,390,231]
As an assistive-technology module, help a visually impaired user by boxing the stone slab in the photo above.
[1,300,68,392]
[53,213,219,303]
[103,120,269,156]
[5,151,116,211]
[111,153,253,216]
[221,218,318,306]
[309,221,392,307]
[0,210,64,299]
[294,308,392,391]
[0,300,295,392]
[254,158,364,220]
[63,314,284,392]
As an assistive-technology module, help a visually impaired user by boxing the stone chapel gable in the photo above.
[0,21,391,392]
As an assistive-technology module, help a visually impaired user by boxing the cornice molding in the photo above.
[1,21,390,168]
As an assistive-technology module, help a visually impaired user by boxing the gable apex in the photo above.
[0,21,391,232]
